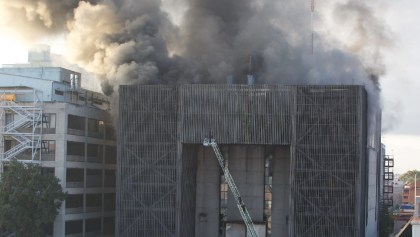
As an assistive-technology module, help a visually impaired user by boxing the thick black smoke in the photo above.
[1,0,392,145]
[0,0,391,95]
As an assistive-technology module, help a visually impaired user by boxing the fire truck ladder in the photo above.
[203,138,259,237]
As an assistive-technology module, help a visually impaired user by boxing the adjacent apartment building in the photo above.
[0,66,116,236]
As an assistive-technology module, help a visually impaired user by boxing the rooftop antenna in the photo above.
[310,0,315,54]
[247,55,255,85]
[248,55,252,75]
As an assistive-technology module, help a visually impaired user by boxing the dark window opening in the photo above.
[55,89,64,96]
[67,114,85,131]
[104,193,116,211]
[87,144,103,163]
[85,218,101,233]
[264,151,273,236]
[104,146,116,164]
[105,124,116,140]
[86,169,103,188]
[67,141,85,157]
[65,194,83,209]
[66,168,84,183]
[86,193,102,208]
[104,170,116,187]
[103,217,115,234]
[87,118,105,138]
[65,220,83,235]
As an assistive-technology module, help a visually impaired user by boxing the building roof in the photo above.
[0,67,109,109]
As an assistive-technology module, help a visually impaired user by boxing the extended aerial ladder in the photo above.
[203,137,259,237]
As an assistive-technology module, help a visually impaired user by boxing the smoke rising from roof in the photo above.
[0,0,392,145]
[0,0,391,95]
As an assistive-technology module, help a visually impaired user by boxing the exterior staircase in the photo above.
[0,90,43,162]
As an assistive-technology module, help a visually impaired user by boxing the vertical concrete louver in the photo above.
[117,85,368,237]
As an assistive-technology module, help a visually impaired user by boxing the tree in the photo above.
[0,161,66,237]
[400,170,420,184]
[379,205,394,237]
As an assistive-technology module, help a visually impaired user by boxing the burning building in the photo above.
[117,84,382,237]
[0,0,389,236]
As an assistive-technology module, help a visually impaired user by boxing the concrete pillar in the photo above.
[195,146,220,237]
[53,107,68,236]
[226,145,265,222]
[271,146,290,237]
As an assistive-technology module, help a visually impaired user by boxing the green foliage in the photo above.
[0,161,66,237]
[379,205,394,237]
[400,170,420,184]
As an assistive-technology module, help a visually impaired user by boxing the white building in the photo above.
[394,174,405,208]
[0,66,116,237]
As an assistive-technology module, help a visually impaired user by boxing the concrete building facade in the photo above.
[117,84,382,237]
[0,67,116,236]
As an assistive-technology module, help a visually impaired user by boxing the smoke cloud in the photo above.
[0,0,393,146]
[1,0,391,93]
[0,0,98,37]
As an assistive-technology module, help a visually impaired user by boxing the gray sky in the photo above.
[380,0,420,173]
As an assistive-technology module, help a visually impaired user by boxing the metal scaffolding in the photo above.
[291,86,366,237]
[117,84,370,237]
[383,155,394,207]
[0,88,43,163]
[117,86,179,236]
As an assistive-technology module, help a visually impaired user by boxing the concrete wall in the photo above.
[271,146,290,237]
[226,145,264,222]
[195,146,220,237]
[41,102,116,237]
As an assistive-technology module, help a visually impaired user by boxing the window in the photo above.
[87,144,103,163]
[85,218,101,233]
[104,170,116,187]
[87,119,105,138]
[66,168,84,183]
[42,114,56,129]
[67,114,85,131]
[41,140,55,154]
[219,148,228,236]
[103,217,115,235]
[65,194,83,209]
[264,153,273,234]
[54,89,64,96]
[67,141,85,157]
[65,220,82,235]
[86,169,103,188]
[105,124,116,140]
[86,194,102,208]
[104,193,116,211]
[105,146,117,164]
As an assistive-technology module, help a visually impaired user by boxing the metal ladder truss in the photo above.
[203,138,260,237]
